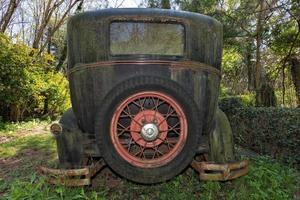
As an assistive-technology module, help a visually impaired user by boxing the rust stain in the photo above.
[191,159,249,181]
[39,160,106,186]
[68,60,221,77]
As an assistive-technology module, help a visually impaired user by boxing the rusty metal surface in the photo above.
[39,166,90,176]
[39,160,106,186]
[191,159,249,181]
[67,8,223,69]
[68,60,221,77]
[66,8,222,151]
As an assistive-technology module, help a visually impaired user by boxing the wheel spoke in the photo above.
[117,125,130,136]
[158,108,176,126]
[111,91,187,167]
[127,138,134,152]
[168,122,181,135]
[159,126,181,133]
[152,146,163,159]
[151,97,158,122]
[138,98,147,121]
[117,122,126,129]
[151,98,164,110]
[122,109,143,127]
[119,114,136,118]
[134,145,146,158]
[166,138,177,148]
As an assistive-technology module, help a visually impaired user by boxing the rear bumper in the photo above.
[191,159,249,181]
[39,160,105,186]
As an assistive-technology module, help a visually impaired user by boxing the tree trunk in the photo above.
[32,0,56,48]
[254,0,265,106]
[0,0,21,33]
[55,0,83,71]
[289,57,300,107]
[9,104,21,122]
[36,0,80,54]
[256,83,277,107]
[245,38,254,91]
[55,41,67,71]
[47,27,52,53]
[43,96,49,115]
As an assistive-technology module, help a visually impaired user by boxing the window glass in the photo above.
[110,22,185,56]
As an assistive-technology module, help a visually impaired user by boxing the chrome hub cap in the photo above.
[141,123,159,141]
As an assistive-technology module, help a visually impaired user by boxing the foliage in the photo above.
[0,33,70,121]
[220,100,300,166]
[219,94,256,110]
[177,0,300,107]
[221,48,248,95]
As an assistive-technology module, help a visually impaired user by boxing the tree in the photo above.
[0,0,21,33]
[30,0,81,53]
[161,0,170,8]
[177,0,300,107]
[54,0,84,72]
[288,56,300,107]
[147,0,171,8]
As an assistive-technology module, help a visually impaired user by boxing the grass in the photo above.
[0,135,56,158]
[0,120,299,200]
[0,119,51,138]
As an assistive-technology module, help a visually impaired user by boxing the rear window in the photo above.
[110,22,185,56]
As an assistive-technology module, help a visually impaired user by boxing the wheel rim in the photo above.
[110,91,188,168]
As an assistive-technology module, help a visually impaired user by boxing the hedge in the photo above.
[0,33,70,121]
[219,98,300,166]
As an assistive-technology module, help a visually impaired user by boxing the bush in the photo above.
[219,97,245,114]
[219,93,255,110]
[0,33,70,121]
[220,99,300,166]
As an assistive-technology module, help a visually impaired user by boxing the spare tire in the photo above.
[95,76,202,183]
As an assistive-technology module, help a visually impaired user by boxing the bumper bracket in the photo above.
[39,160,105,186]
[191,159,249,181]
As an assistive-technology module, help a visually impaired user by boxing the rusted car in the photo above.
[43,8,248,185]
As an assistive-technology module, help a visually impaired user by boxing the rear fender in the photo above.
[55,108,84,168]
[209,108,235,163]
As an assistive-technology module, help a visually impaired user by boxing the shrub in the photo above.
[219,99,300,166]
[0,33,70,121]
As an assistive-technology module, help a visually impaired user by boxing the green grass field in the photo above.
[0,120,299,200]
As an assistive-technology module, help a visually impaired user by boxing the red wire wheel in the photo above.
[110,91,188,168]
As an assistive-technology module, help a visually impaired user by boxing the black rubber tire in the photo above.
[95,76,202,183]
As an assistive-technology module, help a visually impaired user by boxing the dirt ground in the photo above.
[0,125,124,189]
[0,125,49,144]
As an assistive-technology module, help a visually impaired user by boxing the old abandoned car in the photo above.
[41,8,248,185]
